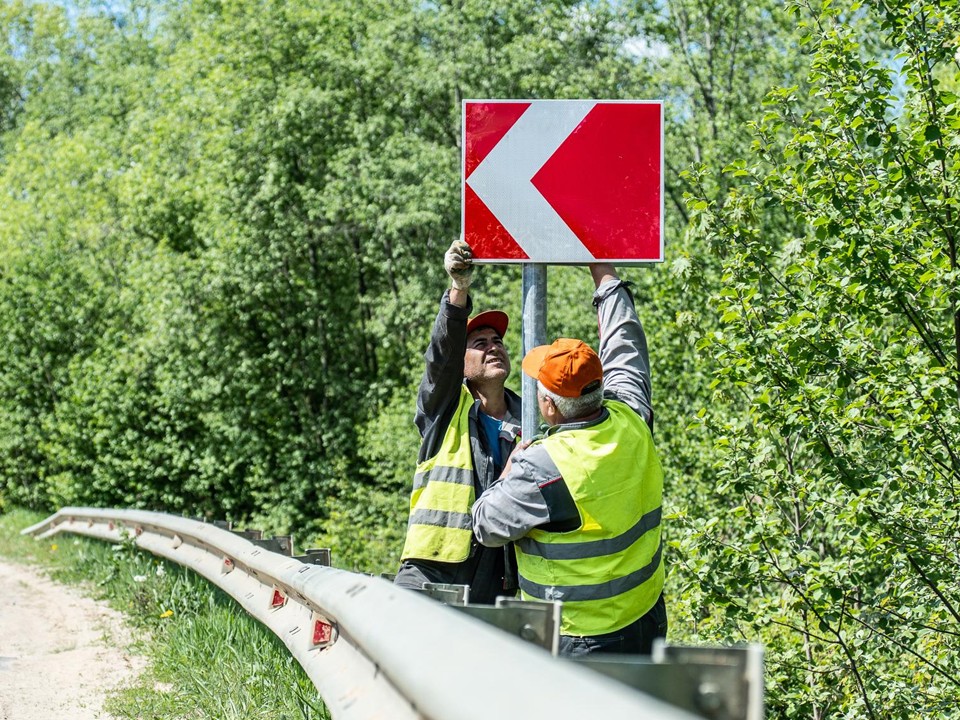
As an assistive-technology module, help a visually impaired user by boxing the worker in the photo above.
[472,263,666,655]
[394,239,521,604]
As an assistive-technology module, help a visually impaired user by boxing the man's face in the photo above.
[464,327,510,384]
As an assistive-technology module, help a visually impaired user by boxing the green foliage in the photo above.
[0,0,659,529]
[112,597,327,720]
[312,484,408,575]
[0,508,326,719]
[8,0,959,715]
[685,0,960,716]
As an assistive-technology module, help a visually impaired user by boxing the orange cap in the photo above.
[522,338,603,398]
[467,310,509,338]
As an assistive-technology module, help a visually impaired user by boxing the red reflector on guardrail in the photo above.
[313,620,332,645]
[310,612,338,649]
[270,587,287,609]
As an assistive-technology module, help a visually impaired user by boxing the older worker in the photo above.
[473,264,666,654]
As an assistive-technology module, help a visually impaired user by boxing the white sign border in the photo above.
[461,98,665,265]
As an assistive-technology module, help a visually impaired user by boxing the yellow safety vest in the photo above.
[400,386,476,563]
[515,400,664,636]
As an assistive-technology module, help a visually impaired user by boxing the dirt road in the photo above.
[0,559,146,720]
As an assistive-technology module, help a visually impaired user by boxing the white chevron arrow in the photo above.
[466,102,596,263]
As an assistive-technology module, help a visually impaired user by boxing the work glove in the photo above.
[444,239,475,290]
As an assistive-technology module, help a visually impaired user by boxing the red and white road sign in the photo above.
[463,99,663,263]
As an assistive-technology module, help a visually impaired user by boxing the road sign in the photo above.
[463,99,663,264]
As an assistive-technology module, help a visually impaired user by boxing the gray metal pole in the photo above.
[521,264,547,441]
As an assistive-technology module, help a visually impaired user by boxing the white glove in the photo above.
[444,239,475,290]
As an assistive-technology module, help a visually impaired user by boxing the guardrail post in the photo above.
[295,548,332,566]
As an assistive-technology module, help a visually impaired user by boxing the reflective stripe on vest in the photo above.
[515,400,664,637]
[400,386,475,563]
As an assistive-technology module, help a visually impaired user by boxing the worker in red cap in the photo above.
[473,263,666,655]
[394,239,521,603]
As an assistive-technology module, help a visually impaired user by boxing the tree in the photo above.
[0,0,669,546]
[688,0,960,715]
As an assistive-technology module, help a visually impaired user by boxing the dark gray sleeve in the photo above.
[415,291,472,462]
[472,444,578,546]
[593,279,653,429]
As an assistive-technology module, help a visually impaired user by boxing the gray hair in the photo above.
[538,380,604,421]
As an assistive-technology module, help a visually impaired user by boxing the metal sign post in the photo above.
[521,264,547,441]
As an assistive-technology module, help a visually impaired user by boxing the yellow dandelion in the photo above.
[159,609,174,619]
[50,544,58,552]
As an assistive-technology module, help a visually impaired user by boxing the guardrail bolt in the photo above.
[309,549,332,566]
[519,624,538,642]
[695,681,724,716]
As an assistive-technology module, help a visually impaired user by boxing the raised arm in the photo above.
[414,240,476,458]
[590,263,619,288]
[590,264,654,430]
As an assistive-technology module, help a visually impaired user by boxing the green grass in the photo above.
[0,508,328,720]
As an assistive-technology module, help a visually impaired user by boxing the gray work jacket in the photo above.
[472,278,653,546]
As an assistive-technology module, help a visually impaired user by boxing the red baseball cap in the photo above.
[522,338,603,397]
[467,310,509,338]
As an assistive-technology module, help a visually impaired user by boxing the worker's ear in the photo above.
[538,393,558,423]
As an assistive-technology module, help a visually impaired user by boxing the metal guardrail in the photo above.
[23,507,758,720]
[412,581,764,720]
